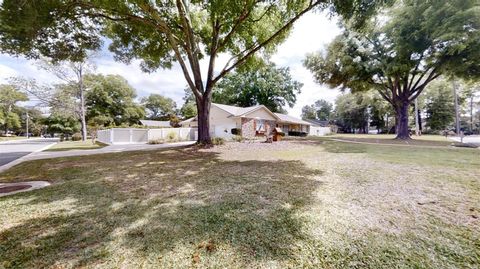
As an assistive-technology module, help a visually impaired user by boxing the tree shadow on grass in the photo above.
[0,148,323,268]
[288,138,367,153]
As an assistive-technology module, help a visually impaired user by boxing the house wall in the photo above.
[309,126,331,136]
[241,118,275,139]
[209,105,238,139]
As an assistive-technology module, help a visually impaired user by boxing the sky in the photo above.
[0,12,342,118]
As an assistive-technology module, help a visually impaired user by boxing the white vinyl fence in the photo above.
[97,128,198,144]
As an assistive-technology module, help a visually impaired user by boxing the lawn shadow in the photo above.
[0,148,323,268]
[287,137,367,153]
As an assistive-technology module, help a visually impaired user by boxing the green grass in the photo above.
[0,136,27,142]
[45,141,107,151]
[0,138,478,268]
[330,133,454,147]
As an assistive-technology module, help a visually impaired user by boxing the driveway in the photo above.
[0,138,58,167]
[449,135,480,146]
[0,140,195,173]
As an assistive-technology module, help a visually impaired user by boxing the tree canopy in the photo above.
[85,74,145,127]
[141,94,177,120]
[0,0,385,143]
[304,0,480,139]
[0,84,28,133]
[301,99,332,121]
[213,63,302,113]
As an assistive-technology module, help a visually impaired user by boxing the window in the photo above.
[256,119,265,132]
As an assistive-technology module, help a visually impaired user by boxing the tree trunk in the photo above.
[395,101,410,139]
[196,95,212,144]
[80,84,87,142]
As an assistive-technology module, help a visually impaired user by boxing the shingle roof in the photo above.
[212,103,262,116]
[274,113,311,125]
[140,120,171,127]
[212,103,280,119]
[303,119,330,127]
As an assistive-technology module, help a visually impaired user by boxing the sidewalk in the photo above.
[0,141,195,173]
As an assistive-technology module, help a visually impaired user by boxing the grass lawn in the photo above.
[330,133,455,147]
[45,141,107,151]
[0,138,479,268]
[0,137,27,142]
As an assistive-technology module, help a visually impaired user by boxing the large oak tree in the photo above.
[304,0,480,139]
[0,0,382,143]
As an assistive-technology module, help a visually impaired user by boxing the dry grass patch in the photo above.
[0,139,479,268]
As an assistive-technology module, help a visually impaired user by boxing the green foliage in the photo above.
[425,79,455,131]
[334,92,370,133]
[305,0,480,138]
[166,131,178,142]
[0,84,28,133]
[213,63,302,113]
[148,138,165,145]
[141,94,177,120]
[212,137,225,145]
[0,0,385,142]
[232,135,244,143]
[72,133,83,141]
[301,99,332,121]
[84,74,145,126]
[43,114,80,136]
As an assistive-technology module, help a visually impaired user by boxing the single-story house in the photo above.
[139,119,171,128]
[303,119,333,136]
[179,103,324,139]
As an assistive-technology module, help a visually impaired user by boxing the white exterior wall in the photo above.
[209,105,238,139]
[309,126,331,136]
[244,109,277,121]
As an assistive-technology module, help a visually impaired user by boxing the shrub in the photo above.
[148,138,165,144]
[72,133,83,141]
[231,128,241,135]
[166,131,178,142]
[212,137,225,145]
[232,135,244,142]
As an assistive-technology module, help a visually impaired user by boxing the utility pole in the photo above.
[453,80,460,135]
[414,98,420,136]
[26,111,29,139]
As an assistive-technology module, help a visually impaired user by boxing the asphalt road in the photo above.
[0,138,58,167]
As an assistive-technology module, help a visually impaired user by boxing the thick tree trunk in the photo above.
[80,86,87,142]
[78,67,87,142]
[395,101,410,139]
[196,95,212,144]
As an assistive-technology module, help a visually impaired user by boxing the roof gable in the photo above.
[212,103,280,120]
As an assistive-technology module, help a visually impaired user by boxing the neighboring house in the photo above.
[303,119,333,136]
[180,103,321,139]
[139,120,171,128]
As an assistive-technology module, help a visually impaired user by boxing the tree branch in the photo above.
[212,1,322,84]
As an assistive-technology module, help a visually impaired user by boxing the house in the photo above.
[180,103,323,139]
[139,119,171,128]
[303,119,333,136]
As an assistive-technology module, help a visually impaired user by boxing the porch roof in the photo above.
[274,113,311,125]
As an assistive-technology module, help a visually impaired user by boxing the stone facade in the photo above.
[241,118,275,139]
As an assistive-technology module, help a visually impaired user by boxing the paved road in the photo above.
[0,138,58,167]
[449,135,480,146]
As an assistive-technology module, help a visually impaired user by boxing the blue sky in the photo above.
[0,12,341,117]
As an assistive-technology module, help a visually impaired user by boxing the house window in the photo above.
[256,119,265,132]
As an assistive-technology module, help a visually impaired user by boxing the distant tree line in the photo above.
[301,78,480,134]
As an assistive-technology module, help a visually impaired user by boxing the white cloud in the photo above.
[271,12,342,117]
[0,11,342,117]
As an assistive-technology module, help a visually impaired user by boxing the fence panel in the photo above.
[148,128,197,141]
[97,127,197,144]
[97,130,112,144]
